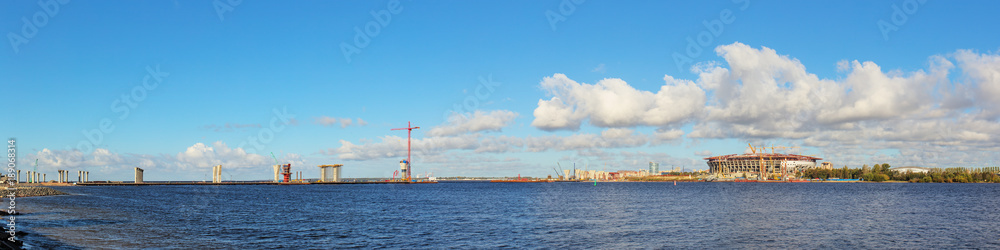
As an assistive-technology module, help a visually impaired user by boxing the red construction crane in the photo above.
[391,121,420,180]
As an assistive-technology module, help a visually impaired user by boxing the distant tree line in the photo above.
[799,164,1000,183]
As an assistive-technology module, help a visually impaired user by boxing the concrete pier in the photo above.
[272,165,281,182]
[59,170,68,183]
[135,167,144,183]
[319,164,343,182]
[212,165,222,183]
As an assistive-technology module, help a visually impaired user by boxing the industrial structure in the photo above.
[318,164,343,182]
[704,144,821,180]
[399,160,410,181]
[212,165,222,183]
[391,121,420,181]
[270,164,295,182]
[273,164,281,182]
[77,171,89,183]
[135,167,144,183]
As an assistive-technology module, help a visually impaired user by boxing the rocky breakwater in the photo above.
[3,186,68,198]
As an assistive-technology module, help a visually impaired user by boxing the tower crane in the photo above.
[391,121,420,181]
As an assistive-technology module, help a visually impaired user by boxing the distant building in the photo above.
[649,162,659,175]
[820,162,833,170]
[890,166,931,174]
[705,153,821,177]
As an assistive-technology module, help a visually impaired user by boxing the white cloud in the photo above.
[531,73,705,131]
[683,43,986,142]
[314,116,339,126]
[174,141,273,170]
[818,59,946,124]
[652,129,684,144]
[427,110,519,137]
[528,42,1000,169]
[532,97,581,131]
[954,49,1000,119]
[26,141,305,180]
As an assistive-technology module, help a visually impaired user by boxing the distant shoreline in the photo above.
[16,179,999,186]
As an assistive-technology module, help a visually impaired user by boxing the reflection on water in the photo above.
[15,182,1000,248]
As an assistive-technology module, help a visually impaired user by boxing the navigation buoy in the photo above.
[674,181,677,186]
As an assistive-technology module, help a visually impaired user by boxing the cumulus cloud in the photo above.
[818,58,947,124]
[531,74,705,131]
[174,141,274,170]
[954,49,1000,119]
[528,42,1000,169]
[427,110,519,137]
[652,129,684,145]
[27,142,304,180]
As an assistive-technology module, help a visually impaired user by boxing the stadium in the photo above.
[705,150,822,179]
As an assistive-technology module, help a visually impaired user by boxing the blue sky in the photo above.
[4,0,1000,181]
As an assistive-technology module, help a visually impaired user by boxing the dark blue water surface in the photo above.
[16,182,1000,249]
